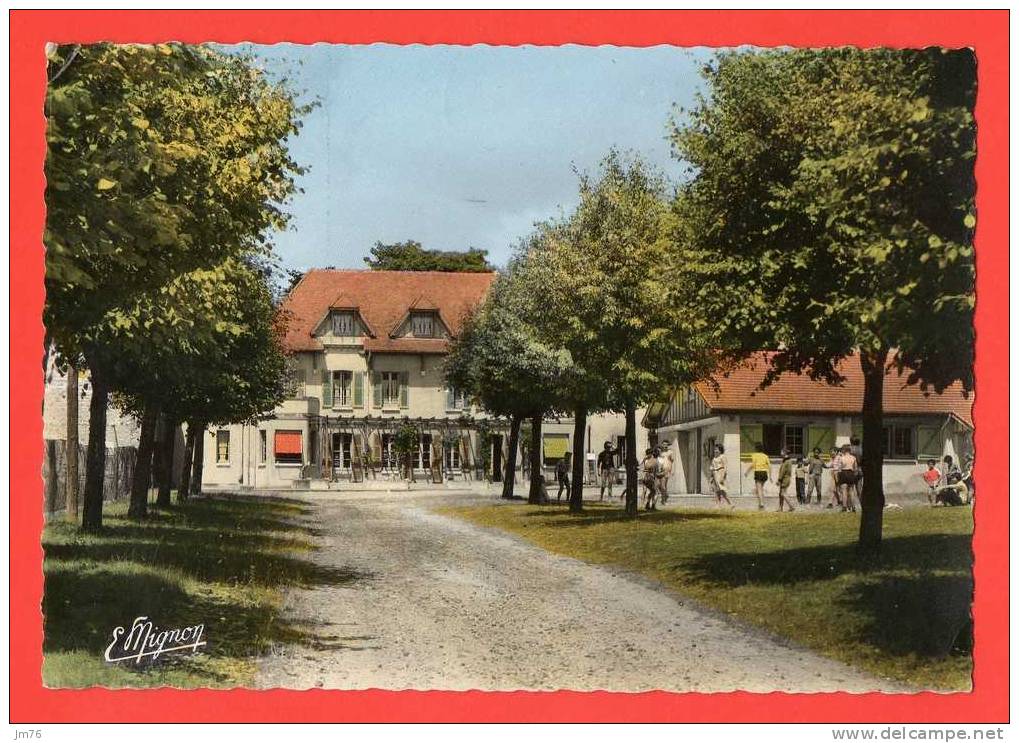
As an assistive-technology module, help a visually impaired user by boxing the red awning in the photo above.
[274,430,303,455]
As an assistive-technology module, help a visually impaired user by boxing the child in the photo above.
[709,443,734,509]
[640,448,660,511]
[776,448,795,512]
[794,456,807,505]
[555,453,571,503]
[743,443,771,511]
[837,445,859,512]
[921,459,942,505]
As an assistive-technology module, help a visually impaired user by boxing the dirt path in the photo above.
[256,490,904,692]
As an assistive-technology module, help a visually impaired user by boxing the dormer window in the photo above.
[411,312,435,338]
[332,311,356,336]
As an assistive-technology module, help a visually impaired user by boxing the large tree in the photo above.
[365,240,494,272]
[548,153,716,516]
[672,49,975,549]
[444,254,572,502]
[103,258,286,519]
[45,43,308,530]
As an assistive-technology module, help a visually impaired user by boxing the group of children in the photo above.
[639,443,675,510]
[921,454,974,506]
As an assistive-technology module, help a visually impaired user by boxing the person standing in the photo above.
[849,436,864,505]
[642,447,661,511]
[597,441,615,502]
[555,452,571,503]
[776,449,796,512]
[709,444,734,509]
[794,456,807,505]
[837,444,859,512]
[825,447,844,509]
[743,443,771,511]
[921,459,942,505]
[656,439,674,505]
[805,447,825,504]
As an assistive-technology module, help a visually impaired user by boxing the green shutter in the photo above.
[372,372,382,409]
[851,423,863,443]
[917,425,942,460]
[446,387,455,410]
[739,424,762,462]
[321,369,332,408]
[399,371,410,408]
[808,426,834,456]
[353,372,364,408]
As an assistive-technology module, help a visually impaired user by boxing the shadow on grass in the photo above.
[842,573,973,659]
[43,495,371,685]
[521,507,734,529]
[683,533,973,660]
[683,533,972,586]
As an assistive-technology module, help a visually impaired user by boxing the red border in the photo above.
[10,10,1009,723]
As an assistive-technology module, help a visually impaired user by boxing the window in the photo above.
[761,424,785,456]
[331,432,353,471]
[445,441,461,472]
[883,425,915,459]
[381,371,400,407]
[784,425,805,456]
[332,371,353,407]
[216,430,230,464]
[332,312,356,336]
[446,387,468,410]
[411,312,435,338]
[543,434,570,466]
[274,430,303,465]
[418,433,432,471]
[259,430,267,463]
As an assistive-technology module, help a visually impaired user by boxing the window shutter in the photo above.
[321,369,332,408]
[739,424,762,462]
[808,426,834,457]
[446,387,455,410]
[372,372,382,408]
[399,371,410,408]
[851,423,863,442]
[353,372,364,408]
[917,425,942,460]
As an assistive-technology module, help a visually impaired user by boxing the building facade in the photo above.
[643,353,974,498]
[201,269,646,491]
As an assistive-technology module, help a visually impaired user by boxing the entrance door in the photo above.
[331,432,352,479]
[491,435,503,482]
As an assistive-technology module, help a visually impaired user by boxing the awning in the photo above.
[543,435,569,460]
[274,430,303,455]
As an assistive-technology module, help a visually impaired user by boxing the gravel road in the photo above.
[256,489,904,692]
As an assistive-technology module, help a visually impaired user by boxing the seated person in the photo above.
[935,471,970,507]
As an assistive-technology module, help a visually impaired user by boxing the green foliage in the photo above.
[104,258,287,426]
[672,48,976,392]
[528,152,719,409]
[44,42,310,362]
[443,257,573,422]
[364,240,494,272]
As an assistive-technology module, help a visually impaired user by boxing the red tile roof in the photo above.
[694,353,973,427]
[281,269,496,354]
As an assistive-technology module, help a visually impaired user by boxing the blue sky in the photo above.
[248,44,716,271]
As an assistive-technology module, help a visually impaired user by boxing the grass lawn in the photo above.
[43,494,362,688]
[440,501,973,691]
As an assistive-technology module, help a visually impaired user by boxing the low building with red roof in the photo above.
[643,353,974,499]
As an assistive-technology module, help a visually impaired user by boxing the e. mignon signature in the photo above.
[104,616,206,664]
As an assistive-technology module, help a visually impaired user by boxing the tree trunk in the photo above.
[178,423,197,503]
[527,414,546,504]
[858,348,888,552]
[65,364,79,522]
[156,418,176,507]
[501,414,522,499]
[191,422,206,496]
[624,402,639,517]
[128,404,159,519]
[81,366,109,532]
[569,404,587,513]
